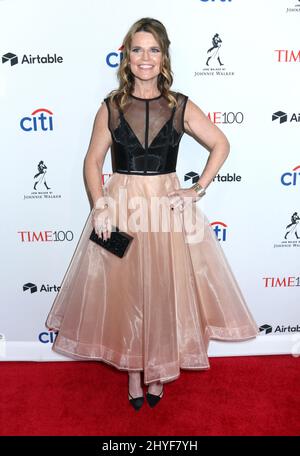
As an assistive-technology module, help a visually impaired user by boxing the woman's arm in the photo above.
[184,98,230,189]
[84,101,112,207]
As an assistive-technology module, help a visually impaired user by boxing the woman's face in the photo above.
[129,31,162,82]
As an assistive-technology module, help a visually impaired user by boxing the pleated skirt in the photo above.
[45,171,259,384]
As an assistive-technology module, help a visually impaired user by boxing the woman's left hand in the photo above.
[167,187,200,212]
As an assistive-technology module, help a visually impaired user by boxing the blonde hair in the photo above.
[107,17,177,110]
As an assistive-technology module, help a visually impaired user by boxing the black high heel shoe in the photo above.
[146,386,164,408]
[128,392,144,411]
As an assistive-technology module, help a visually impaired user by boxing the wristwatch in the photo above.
[191,180,206,197]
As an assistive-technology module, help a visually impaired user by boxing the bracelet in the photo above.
[191,180,206,198]
[93,203,108,211]
[93,196,109,211]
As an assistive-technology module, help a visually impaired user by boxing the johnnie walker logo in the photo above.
[286,0,300,14]
[274,211,300,248]
[23,160,62,200]
[194,32,234,78]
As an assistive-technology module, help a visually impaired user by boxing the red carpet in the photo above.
[0,355,299,436]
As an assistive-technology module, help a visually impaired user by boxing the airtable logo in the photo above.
[272,110,300,124]
[184,171,200,185]
[20,108,54,132]
[23,282,60,293]
[259,323,300,334]
[2,52,18,66]
[259,324,272,335]
[2,52,63,67]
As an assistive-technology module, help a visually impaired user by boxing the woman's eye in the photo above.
[131,48,160,53]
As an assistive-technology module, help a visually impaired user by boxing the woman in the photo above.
[45,17,259,411]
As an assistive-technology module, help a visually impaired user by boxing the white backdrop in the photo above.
[0,0,299,362]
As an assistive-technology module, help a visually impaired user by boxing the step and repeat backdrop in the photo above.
[0,0,299,361]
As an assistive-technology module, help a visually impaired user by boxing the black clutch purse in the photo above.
[89,226,134,258]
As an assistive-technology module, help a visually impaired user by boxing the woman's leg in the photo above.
[128,371,143,398]
[147,380,164,396]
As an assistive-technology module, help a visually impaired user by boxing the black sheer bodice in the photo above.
[103,91,188,175]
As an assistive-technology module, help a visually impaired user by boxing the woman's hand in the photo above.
[167,187,201,212]
[92,205,113,241]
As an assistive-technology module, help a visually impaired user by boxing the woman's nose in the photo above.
[142,51,150,60]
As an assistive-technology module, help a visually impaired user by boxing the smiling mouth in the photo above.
[138,65,154,69]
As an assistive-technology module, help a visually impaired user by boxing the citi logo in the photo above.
[262,276,300,287]
[272,110,300,124]
[17,230,74,242]
[210,221,228,242]
[274,49,300,62]
[2,52,63,67]
[281,165,300,186]
[23,282,60,294]
[20,108,54,132]
[106,45,124,68]
[39,331,58,344]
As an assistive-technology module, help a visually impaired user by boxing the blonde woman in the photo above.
[45,17,259,411]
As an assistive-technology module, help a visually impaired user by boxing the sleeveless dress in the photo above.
[45,91,259,385]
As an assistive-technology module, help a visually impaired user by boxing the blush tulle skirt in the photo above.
[45,171,259,385]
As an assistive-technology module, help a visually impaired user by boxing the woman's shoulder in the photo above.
[173,89,188,97]
[102,90,115,104]
[101,91,120,112]
[172,90,188,104]
[170,91,189,110]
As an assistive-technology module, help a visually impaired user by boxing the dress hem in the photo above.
[47,325,259,384]
[50,343,211,384]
